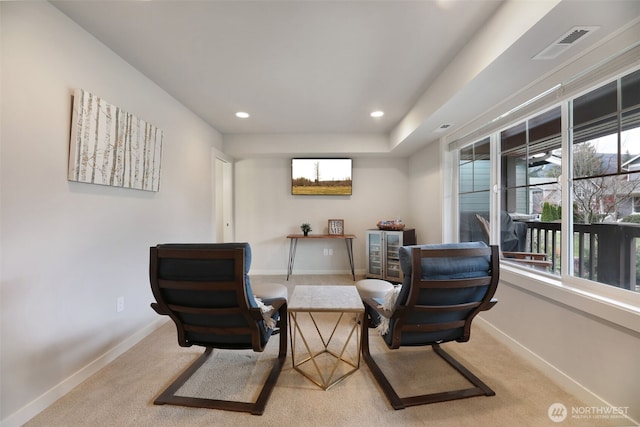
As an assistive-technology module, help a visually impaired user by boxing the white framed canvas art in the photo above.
[68,89,163,192]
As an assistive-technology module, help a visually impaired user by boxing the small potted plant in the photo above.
[300,223,312,236]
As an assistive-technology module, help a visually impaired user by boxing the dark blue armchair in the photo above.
[361,242,499,409]
[149,243,287,415]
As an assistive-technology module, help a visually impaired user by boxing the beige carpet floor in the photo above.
[26,275,633,427]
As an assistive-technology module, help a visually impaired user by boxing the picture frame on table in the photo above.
[328,219,344,236]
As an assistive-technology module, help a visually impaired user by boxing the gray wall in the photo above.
[1,3,221,424]
[233,156,414,275]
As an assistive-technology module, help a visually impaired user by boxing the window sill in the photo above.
[500,263,640,335]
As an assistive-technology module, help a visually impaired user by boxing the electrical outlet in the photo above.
[329,248,333,256]
[116,296,125,312]
[323,248,329,256]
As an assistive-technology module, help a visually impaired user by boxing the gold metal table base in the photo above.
[289,311,362,390]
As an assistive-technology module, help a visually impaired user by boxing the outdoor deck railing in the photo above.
[521,220,640,291]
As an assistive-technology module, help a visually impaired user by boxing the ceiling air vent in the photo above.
[532,26,599,60]
[435,123,452,132]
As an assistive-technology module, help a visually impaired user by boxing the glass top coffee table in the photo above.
[288,285,364,390]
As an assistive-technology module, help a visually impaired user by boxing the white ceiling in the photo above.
[51,0,640,157]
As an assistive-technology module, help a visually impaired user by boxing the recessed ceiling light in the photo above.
[235,112,250,118]
[370,111,384,118]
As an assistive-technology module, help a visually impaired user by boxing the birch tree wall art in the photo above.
[68,89,163,192]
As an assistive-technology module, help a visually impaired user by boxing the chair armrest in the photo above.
[502,257,552,267]
[273,298,288,329]
[503,251,547,260]
[150,302,169,315]
[362,297,395,319]
[268,297,287,315]
[264,297,286,311]
[252,297,287,321]
[481,298,498,311]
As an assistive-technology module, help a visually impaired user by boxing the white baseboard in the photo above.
[476,316,639,426]
[1,318,168,427]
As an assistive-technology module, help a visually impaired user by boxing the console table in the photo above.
[286,234,356,280]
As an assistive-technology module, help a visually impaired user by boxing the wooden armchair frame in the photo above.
[361,244,499,409]
[149,244,287,415]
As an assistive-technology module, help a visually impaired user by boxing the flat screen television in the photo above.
[291,158,352,195]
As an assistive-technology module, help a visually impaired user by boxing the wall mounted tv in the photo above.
[291,158,352,195]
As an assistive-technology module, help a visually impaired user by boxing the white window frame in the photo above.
[448,62,640,335]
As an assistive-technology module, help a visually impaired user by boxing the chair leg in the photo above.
[154,317,287,416]
[432,343,495,398]
[361,319,494,410]
[361,314,405,410]
[253,309,288,414]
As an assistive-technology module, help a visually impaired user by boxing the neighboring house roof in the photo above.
[622,154,640,170]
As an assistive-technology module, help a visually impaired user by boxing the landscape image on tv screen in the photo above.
[291,158,352,195]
